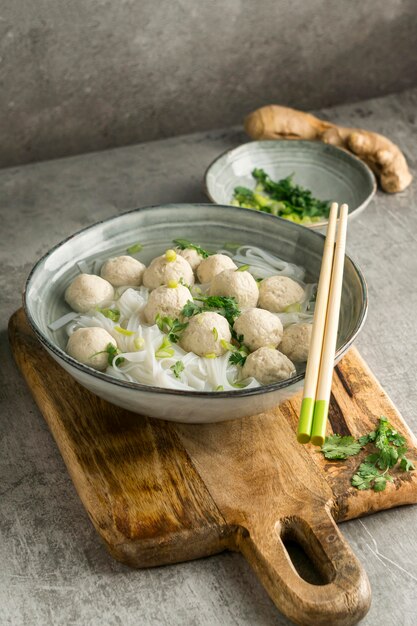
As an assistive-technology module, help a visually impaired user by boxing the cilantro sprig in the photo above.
[172,239,210,259]
[155,314,188,343]
[320,416,415,492]
[182,295,241,326]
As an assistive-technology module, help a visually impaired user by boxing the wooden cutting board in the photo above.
[9,309,417,626]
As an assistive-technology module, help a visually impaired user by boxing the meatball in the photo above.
[144,284,192,324]
[209,269,258,308]
[242,347,296,384]
[65,274,114,313]
[100,255,146,287]
[258,276,304,313]
[67,327,117,371]
[176,248,204,271]
[143,250,194,290]
[280,323,312,362]
[233,308,283,352]
[180,311,231,357]
[197,254,237,284]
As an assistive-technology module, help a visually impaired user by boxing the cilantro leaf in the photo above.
[321,435,362,460]
[181,295,241,327]
[170,361,185,379]
[155,314,188,343]
[173,239,210,259]
[400,456,415,472]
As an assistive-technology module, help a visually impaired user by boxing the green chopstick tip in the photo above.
[311,399,329,447]
[297,432,311,444]
[297,397,314,444]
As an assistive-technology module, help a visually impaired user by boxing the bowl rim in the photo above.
[203,139,377,229]
[23,203,368,399]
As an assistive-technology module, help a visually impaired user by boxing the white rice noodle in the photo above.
[222,245,306,281]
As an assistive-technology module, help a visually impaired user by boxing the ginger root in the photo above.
[244,105,412,193]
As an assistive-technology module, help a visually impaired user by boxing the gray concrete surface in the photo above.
[1,0,417,168]
[1,88,417,625]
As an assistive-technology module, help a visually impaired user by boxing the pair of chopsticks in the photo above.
[297,202,348,446]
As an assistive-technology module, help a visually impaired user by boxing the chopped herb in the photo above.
[321,435,362,460]
[320,416,415,492]
[173,239,210,258]
[134,336,145,350]
[155,337,175,359]
[220,338,249,367]
[236,264,250,272]
[165,249,177,262]
[212,327,218,341]
[204,353,217,359]
[105,343,124,366]
[232,169,330,224]
[215,385,224,391]
[97,307,120,322]
[127,243,143,254]
[285,302,302,313]
[171,361,185,379]
[155,314,188,343]
[181,295,240,326]
[114,325,135,336]
[223,242,241,252]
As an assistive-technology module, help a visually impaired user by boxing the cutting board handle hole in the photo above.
[280,517,336,586]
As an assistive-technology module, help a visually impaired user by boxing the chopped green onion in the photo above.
[284,302,302,313]
[204,352,217,359]
[220,339,235,352]
[212,327,218,341]
[155,337,175,359]
[215,385,224,391]
[114,325,135,336]
[167,279,178,288]
[165,249,177,262]
[236,264,250,272]
[97,307,120,322]
[134,336,145,350]
[127,243,143,254]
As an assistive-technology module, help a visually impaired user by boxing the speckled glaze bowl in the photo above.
[24,204,367,423]
[205,140,376,230]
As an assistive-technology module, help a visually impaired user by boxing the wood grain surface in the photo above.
[9,309,417,626]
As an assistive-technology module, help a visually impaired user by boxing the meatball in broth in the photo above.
[233,308,283,352]
[67,327,116,371]
[143,250,194,290]
[197,254,237,284]
[258,276,304,313]
[100,255,146,287]
[209,269,258,308]
[180,312,231,357]
[280,323,312,362]
[65,274,114,313]
[144,283,192,324]
[242,347,296,385]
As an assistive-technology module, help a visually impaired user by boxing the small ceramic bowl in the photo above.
[205,140,376,230]
[24,204,367,423]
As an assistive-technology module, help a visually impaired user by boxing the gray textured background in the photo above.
[1,0,416,167]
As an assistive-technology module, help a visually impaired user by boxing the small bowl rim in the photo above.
[23,203,368,399]
[203,139,377,229]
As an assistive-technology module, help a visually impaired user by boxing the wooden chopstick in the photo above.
[310,203,349,446]
[297,202,339,444]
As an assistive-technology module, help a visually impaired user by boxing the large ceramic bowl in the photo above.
[205,140,376,230]
[24,204,367,423]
